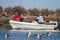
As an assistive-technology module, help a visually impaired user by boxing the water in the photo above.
[0,29,60,40]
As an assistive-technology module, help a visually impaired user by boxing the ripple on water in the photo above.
[0,29,60,40]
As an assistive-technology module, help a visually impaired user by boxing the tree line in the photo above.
[0,6,60,20]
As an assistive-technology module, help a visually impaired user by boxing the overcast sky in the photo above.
[0,0,60,10]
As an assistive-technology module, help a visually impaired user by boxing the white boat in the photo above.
[9,20,58,30]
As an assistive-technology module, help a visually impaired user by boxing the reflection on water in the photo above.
[0,28,60,40]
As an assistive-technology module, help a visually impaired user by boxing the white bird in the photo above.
[27,32,32,38]
[27,32,41,39]
[5,34,9,39]
[37,34,41,39]
[46,32,51,37]
[41,32,51,37]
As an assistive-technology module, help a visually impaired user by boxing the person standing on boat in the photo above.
[13,12,24,21]
[36,13,44,24]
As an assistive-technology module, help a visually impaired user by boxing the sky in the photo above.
[0,0,60,10]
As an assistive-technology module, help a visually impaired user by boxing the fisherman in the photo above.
[13,12,24,21]
[36,13,44,24]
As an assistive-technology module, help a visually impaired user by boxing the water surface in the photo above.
[0,28,60,40]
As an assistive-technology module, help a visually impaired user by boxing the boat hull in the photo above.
[9,20,57,30]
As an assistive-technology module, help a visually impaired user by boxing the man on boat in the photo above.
[13,12,24,21]
[36,13,44,24]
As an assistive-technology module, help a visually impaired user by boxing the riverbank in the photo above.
[0,16,11,28]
